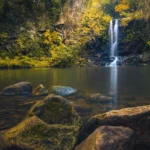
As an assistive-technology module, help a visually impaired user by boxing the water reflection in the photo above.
[0,67,150,130]
[110,66,118,109]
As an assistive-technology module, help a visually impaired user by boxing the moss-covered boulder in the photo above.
[0,82,32,96]
[1,94,82,150]
[75,126,135,150]
[80,105,150,145]
[32,84,48,96]
[1,116,79,150]
[28,94,81,125]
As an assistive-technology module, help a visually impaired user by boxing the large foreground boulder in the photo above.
[0,82,32,96]
[1,116,79,150]
[80,105,150,145]
[1,94,81,150]
[52,85,76,96]
[75,126,135,150]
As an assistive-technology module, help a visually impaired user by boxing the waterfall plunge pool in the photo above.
[0,67,150,130]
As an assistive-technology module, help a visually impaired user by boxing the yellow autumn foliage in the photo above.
[115,4,129,13]
[147,41,150,46]
[43,30,62,46]
[43,29,78,67]
[74,8,111,46]
[121,17,133,26]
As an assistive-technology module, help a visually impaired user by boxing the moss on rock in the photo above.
[1,94,82,150]
[1,116,79,150]
[28,94,81,126]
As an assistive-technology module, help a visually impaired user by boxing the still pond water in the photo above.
[0,66,150,131]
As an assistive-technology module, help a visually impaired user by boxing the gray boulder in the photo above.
[75,126,135,150]
[80,105,150,145]
[52,85,76,96]
[0,82,32,96]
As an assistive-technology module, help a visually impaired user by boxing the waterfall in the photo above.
[109,57,118,66]
[109,19,119,109]
[109,19,119,66]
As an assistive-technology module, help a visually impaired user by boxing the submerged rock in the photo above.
[52,85,76,96]
[75,126,135,150]
[32,84,48,96]
[0,82,32,96]
[89,93,112,103]
[1,94,82,150]
[80,105,150,145]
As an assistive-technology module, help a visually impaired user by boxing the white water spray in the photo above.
[109,19,119,66]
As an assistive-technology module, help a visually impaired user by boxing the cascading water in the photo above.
[109,19,119,109]
[109,19,119,66]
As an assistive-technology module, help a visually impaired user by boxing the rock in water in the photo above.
[75,126,135,150]
[0,82,32,96]
[80,105,150,145]
[0,94,82,150]
[28,94,81,125]
[89,93,112,103]
[32,84,48,96]
[52,85,76,96]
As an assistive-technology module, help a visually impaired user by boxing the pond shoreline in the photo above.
[0,58,150,69]
[1,52,150,69]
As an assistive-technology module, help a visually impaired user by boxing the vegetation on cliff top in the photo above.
[0,0,150,67]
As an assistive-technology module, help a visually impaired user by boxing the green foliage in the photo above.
[122,19,150,53]
[0,56,52,68]
[147,41,150,46]
[0,0,4,15]
[114,0,150,26]
[15,31,47,57]
[43,29,79,67]
[0,32,8,45]
[50,45,79,67]
[0,0,150,67]
[65,0,112,52]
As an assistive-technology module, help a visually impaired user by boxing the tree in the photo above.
[115,0,129,13]
[0,0,4,15]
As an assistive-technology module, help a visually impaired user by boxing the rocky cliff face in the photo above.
[0,0,150,66]
[0,0,69,57]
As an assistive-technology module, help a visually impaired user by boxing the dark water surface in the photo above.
[0,67,150,131]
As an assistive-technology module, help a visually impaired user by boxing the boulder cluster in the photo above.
[0,82,150,150]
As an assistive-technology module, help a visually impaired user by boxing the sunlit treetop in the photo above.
[115,0,130,13]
